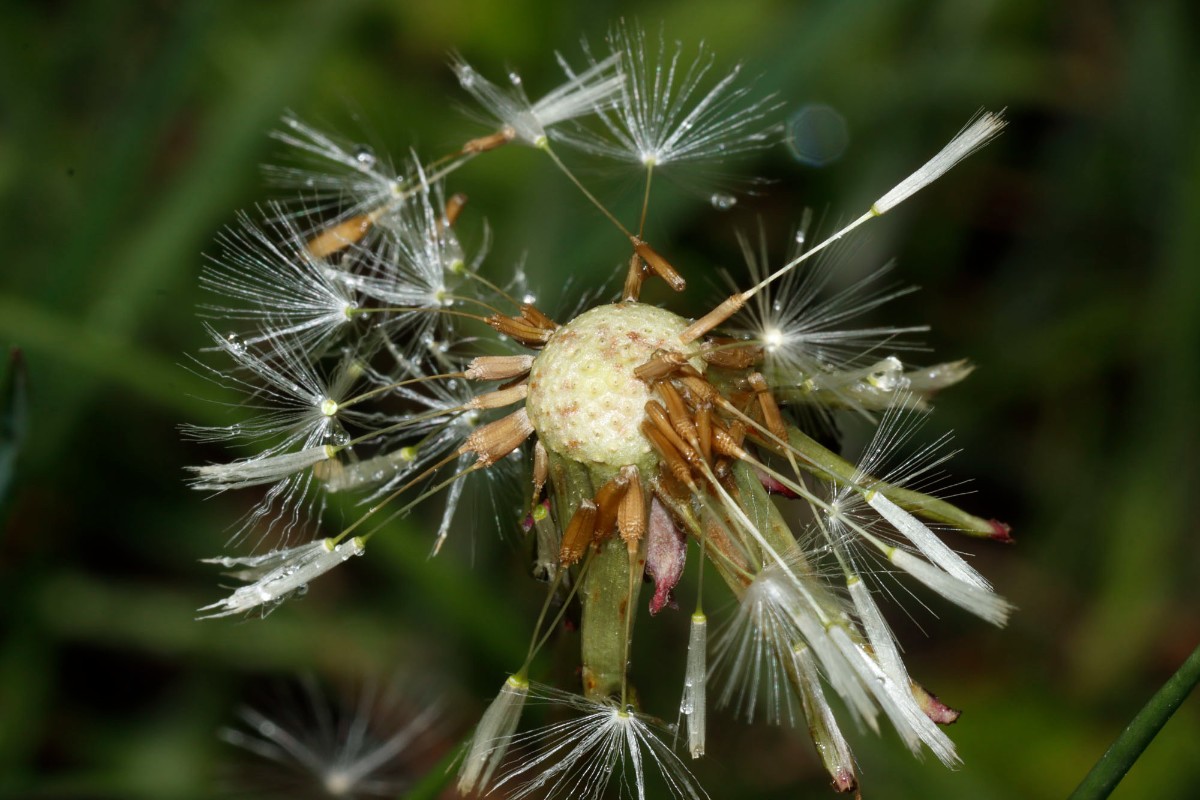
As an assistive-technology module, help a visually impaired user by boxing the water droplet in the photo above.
[507,70,523,87]
[787,104,850,167]
[794,229,807,247]
[323,427,351,447]
[258,720,278,736]
[224,332,246,354]
[522,292,537,304]
[304,177,315,188]
[353,145,376,167]
[867,357,906,391]
[710,193,737,211]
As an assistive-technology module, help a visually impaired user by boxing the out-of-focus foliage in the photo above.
[1,1,1198,798]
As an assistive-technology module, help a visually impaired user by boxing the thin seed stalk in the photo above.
[784,426,1000,538]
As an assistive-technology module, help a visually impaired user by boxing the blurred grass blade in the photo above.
[0,347,28,507]
[401,739,462,800]
[1069,641,1200,800]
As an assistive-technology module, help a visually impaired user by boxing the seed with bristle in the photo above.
[305,213,374,258]
[486,313,556,347]
[464,354,534,381]
[631,237,686,292]
[466,383,529,410]
[617,465,645,552]
[559,500,598,566]
[459,407,534,466]
[592,472,631,540]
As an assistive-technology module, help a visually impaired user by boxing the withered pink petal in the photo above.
[645,497,686,615]
[832,767,858,794]
[912,682,961,725]
[989,518,1014,543]
[756,467,799,498]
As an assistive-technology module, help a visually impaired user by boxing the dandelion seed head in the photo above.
[560,21,781,171]
[493,685,707,800]
[222,675,445,799]
[186,30,1010,795]
[452,50,622,147]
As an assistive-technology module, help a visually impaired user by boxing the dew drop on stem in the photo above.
[710,193,737,211]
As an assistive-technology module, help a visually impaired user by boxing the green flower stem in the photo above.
[581,536,641,702]
[1068,640,1200,800]
[785,426,1000,538]
[543,450,638,702]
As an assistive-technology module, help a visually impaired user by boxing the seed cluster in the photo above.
[187,22,1010,800]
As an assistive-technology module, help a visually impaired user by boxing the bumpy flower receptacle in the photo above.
[525,302,701,472]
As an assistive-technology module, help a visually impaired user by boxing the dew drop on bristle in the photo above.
[522,292,537,304]
[324,427,351,447]
[507,70,522,87]
[710,193,737,211]
[225,332,247,354]
[354,145,376,168]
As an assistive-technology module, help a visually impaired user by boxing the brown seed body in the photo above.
[560,499,598,566]
[460,407,534,466]
[305,214,374,258]
[464,354,534,382]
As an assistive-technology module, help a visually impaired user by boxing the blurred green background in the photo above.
[3,0,1199,798]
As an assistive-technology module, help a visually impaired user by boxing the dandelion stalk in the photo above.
[581,536,643,701]
[1068,640,1200,800]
